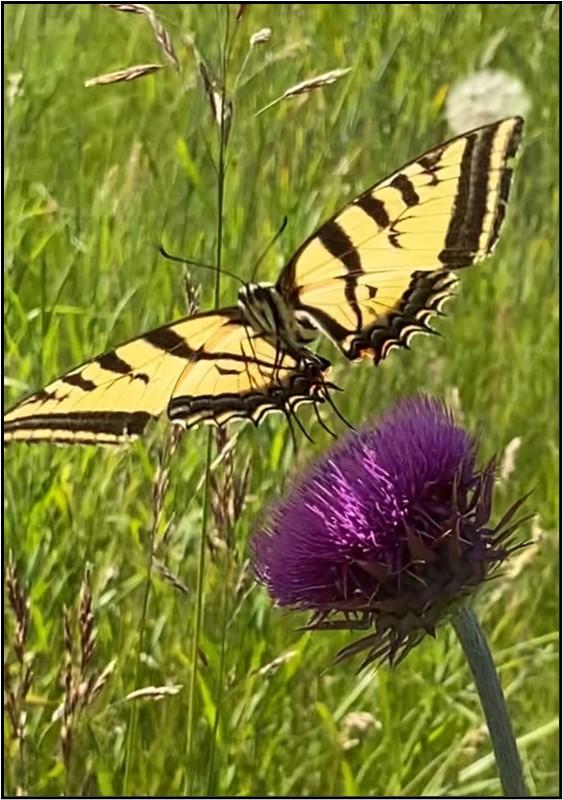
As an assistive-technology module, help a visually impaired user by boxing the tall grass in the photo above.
[3,4,559,796]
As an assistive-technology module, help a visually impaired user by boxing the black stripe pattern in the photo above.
[439,130,489,266]
[487,117,523,250]
[390,174,420,207]
[4,410,152,439]
[438,119,523,267]
[318,221,363,331]
[62,372,97,392]
[97,351,133,374]
[144,327,196,360]
[355,193,390,228]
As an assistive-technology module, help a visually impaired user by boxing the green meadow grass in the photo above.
[3,4,559,796]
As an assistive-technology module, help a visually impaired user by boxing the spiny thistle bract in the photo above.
[253,396,528,668]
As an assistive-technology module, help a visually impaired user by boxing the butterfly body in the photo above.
[237,282,319,355]
[4,117,523,446]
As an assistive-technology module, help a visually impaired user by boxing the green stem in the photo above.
[185,428,213,786]
[232,47,251,95]
[451,603,527,797]
[185,6,230,792]
[123,499,158,794]
[206,547,231,794]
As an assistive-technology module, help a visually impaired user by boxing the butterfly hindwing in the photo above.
[3,309,329,445]
[278,116,523,363]
[168,314,329,428]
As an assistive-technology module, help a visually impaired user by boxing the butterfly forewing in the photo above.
[3,310,236,444]
[278,116,523,362]
[4,309,328,445]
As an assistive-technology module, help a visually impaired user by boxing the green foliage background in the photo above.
[4,4,559,796]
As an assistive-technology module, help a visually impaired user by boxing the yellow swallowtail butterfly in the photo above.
[3,116,523,445]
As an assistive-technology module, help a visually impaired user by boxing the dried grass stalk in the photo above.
[209,428,250,554]
[250,27,271,47]
[6,557,29,664]
[198,59,219,117]
[198,60,232,139]
[84,64,162,87]
[236,4,250,21]
[125,684,183,701]
[183,273,200,316]
[60,606,75,767]
[184,35,232,140]
[255,649,297,677]
[151,424,182,540]
[87,659,117,703]
[282,67,352,95]
[78,570,96,674]
[154,558,190,595]
[499,437,522,484]
[57,571,114,769]
[146,12,180,70]
[102,3,152,13]
[255,67,352,116]
[101,4,179,69]
[146,427,185,597]
[193,429,242,496]
[5,555,33,789]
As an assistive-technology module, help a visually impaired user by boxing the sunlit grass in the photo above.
[3,4,559,796]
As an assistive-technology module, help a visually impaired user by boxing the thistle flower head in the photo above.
[253,396,527,667]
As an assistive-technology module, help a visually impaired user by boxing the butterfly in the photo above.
[3,116,523,445]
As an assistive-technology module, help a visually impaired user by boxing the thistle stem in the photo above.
[451,603,527,797]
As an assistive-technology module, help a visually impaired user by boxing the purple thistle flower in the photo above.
[253,396,527,667]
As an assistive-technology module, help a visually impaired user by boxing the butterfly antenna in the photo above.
[158,244,244,286]
[250,216,288,283]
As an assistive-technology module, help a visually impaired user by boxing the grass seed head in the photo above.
[102,3,152,14]
[250,28,272,47]
[125,684,183,701]
[84,64,162,87]
[255,67,351,116]
[146,12,180,70]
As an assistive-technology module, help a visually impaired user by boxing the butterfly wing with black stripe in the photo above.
[3,309,329,445]
[277,116,523,363]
